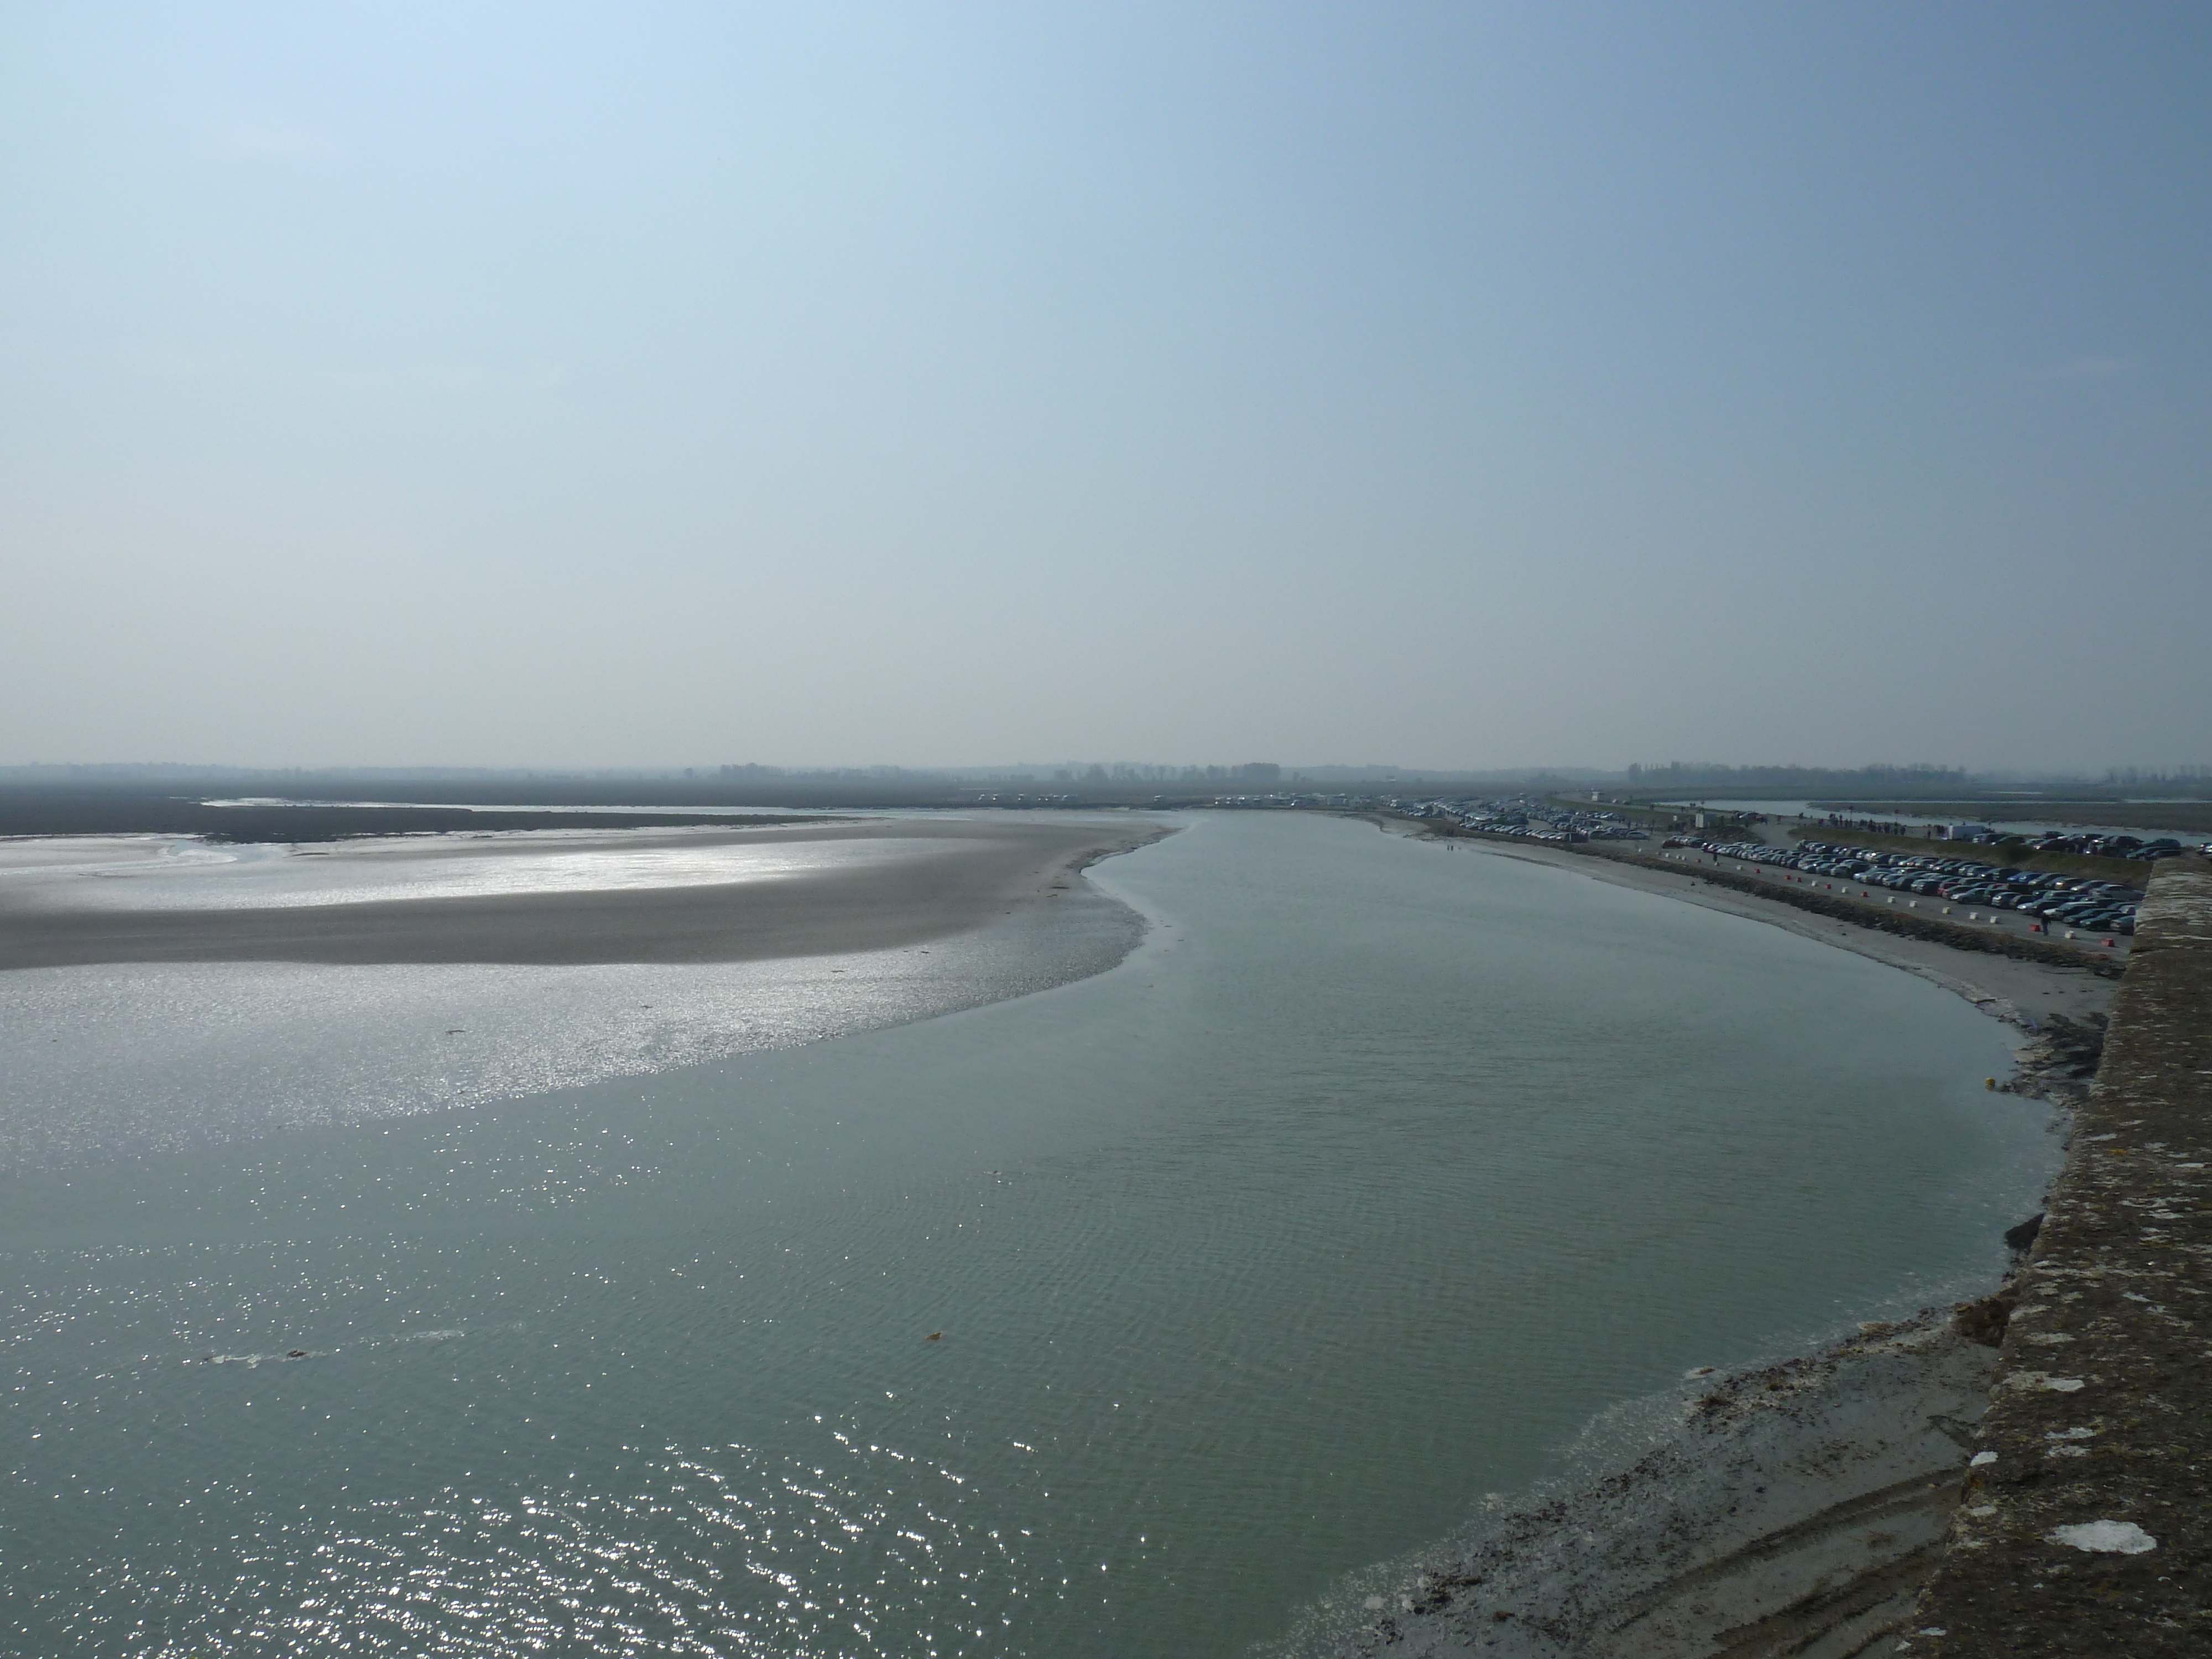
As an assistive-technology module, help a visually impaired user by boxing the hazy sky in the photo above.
[4,3,2206,773]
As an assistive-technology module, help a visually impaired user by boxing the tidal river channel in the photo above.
[1,812,2053,1657]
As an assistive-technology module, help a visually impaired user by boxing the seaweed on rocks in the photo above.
[1994,1012,2105,1107]
[1949,1284,2018,1349]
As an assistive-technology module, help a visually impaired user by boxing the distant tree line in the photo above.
[1623,762,1969,794]
[2101,766,2212,794]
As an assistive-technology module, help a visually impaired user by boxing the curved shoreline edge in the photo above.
[1297,821,2176,1658]
[0,816,1174,971]
[1352,811,2120,1032]
[0,817,1176,1171]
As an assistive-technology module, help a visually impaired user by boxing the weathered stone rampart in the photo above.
[1910,855,2212,1655]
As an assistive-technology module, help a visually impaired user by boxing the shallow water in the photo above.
[1,812,2054,1657]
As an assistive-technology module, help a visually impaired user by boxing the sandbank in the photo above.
[0,817,1168,971]
[0,834,195,871]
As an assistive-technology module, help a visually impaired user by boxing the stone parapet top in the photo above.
[1910,856,2212,1656]
[2136,859,2212,944]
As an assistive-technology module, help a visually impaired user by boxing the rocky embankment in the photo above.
[1994,1012,2106,1108]
[1908,858,2212,1656]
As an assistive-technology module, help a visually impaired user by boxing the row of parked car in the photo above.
[1672,838,2144,936]
[2015,831,2203,862]
[1418,795,1651,842]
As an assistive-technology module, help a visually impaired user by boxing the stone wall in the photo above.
[1909,855,2212,1656]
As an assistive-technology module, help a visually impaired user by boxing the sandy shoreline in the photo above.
[1303,817,2104,1659]
[1382,821,2119,1028]
[0,817,1168,971]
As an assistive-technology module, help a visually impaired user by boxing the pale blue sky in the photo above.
[3,3,2206,771]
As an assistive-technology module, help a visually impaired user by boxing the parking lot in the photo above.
[1662,836,2137,955]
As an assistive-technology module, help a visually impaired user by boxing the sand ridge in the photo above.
[0,816,1171,971]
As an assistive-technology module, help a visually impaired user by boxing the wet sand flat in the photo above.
[1345,1312,2000,1659]
[0,817,1166,970]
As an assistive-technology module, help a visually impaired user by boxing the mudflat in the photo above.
[0,817,1167,970]
[1349,1311,2003,1659]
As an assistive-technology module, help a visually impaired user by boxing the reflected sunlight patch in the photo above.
[31,837,962,912]
[59,1432,1049,1659]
